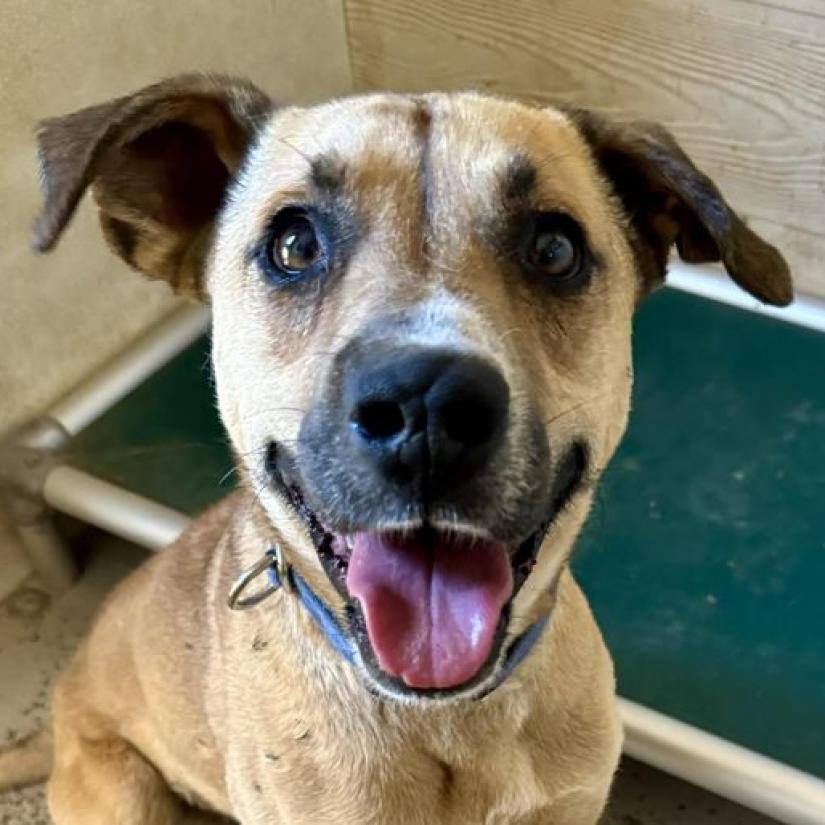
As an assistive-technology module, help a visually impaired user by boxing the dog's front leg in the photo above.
[527,786,612,825]
[48,728,181,825]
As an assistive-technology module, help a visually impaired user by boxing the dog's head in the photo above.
[34,75,791,701]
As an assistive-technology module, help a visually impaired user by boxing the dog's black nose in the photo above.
[345,347,509,494]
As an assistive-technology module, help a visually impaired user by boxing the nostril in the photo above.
[441,397,500,446]
[353,399,406,441]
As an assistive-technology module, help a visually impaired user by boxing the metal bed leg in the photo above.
[0,416,77,594]
[12,513,76,593]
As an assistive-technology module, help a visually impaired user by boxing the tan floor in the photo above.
[0,531,778,825]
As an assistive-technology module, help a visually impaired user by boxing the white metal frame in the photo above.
[12,265,825,822]
[621,700,825,825]
[48,303,210,437]
[43,467,189,551]
[668,261,825,335]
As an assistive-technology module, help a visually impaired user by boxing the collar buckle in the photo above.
[273,542,293,594]
[227,544,291,610]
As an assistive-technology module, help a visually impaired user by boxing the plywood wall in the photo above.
[344,0,825,301]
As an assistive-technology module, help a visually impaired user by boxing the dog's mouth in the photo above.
[269,444,587,698]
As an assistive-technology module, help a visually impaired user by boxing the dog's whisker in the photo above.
[275,136,313,165]
[532,149,580,172]
[543,391,614,428]
[217,465,241,486]
[499,326,525,343]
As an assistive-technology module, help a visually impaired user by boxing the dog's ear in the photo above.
[571,110,792,307]
[32,74,271,299]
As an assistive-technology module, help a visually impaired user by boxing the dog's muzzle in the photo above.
[243,341,587,700]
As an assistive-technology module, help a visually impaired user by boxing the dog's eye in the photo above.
[264,209,325,280]
[532,230,577,276]
[271,215,320,273]
[525,214,584,282]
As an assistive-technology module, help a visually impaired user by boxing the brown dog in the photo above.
[2,75,791,824]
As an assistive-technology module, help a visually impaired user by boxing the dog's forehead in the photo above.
[244,93,606,215]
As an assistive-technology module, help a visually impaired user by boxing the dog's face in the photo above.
[34,76,792,702]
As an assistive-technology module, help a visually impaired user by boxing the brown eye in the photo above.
[529,227,580,278]
[267,211,324,278]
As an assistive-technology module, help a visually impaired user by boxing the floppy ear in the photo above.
[32,74,271,299]
[571,110,793,307]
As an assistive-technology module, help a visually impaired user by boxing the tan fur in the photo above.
[2,76,791,824]
[0,730,52,788]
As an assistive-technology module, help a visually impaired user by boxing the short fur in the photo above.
[2,75,791,825]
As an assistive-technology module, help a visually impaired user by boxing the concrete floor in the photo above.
[0,530,780,825]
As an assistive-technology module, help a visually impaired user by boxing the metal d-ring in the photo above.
[227,544,291,610]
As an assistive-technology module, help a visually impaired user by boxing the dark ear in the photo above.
[571,110,793,307]
[33,74,271,299]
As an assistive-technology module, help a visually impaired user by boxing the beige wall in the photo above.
[344,0,825,301]
[0,0,352,438]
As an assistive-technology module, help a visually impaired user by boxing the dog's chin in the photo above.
[264,443,588,703]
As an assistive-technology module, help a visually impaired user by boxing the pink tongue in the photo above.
[346,532,513,689]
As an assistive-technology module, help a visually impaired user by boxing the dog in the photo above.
[0,75,791,824]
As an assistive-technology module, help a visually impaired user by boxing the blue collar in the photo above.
[230,547,555,698]
[269,562,358,664]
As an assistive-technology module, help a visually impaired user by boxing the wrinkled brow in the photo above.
[309,154,347,195]
[501,153,537,206]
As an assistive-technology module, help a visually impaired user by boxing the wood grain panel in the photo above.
[345,0,825,300]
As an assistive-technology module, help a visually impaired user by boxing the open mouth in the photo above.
[269,443,587,698]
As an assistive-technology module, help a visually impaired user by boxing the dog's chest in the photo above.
[225,714,551,825]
